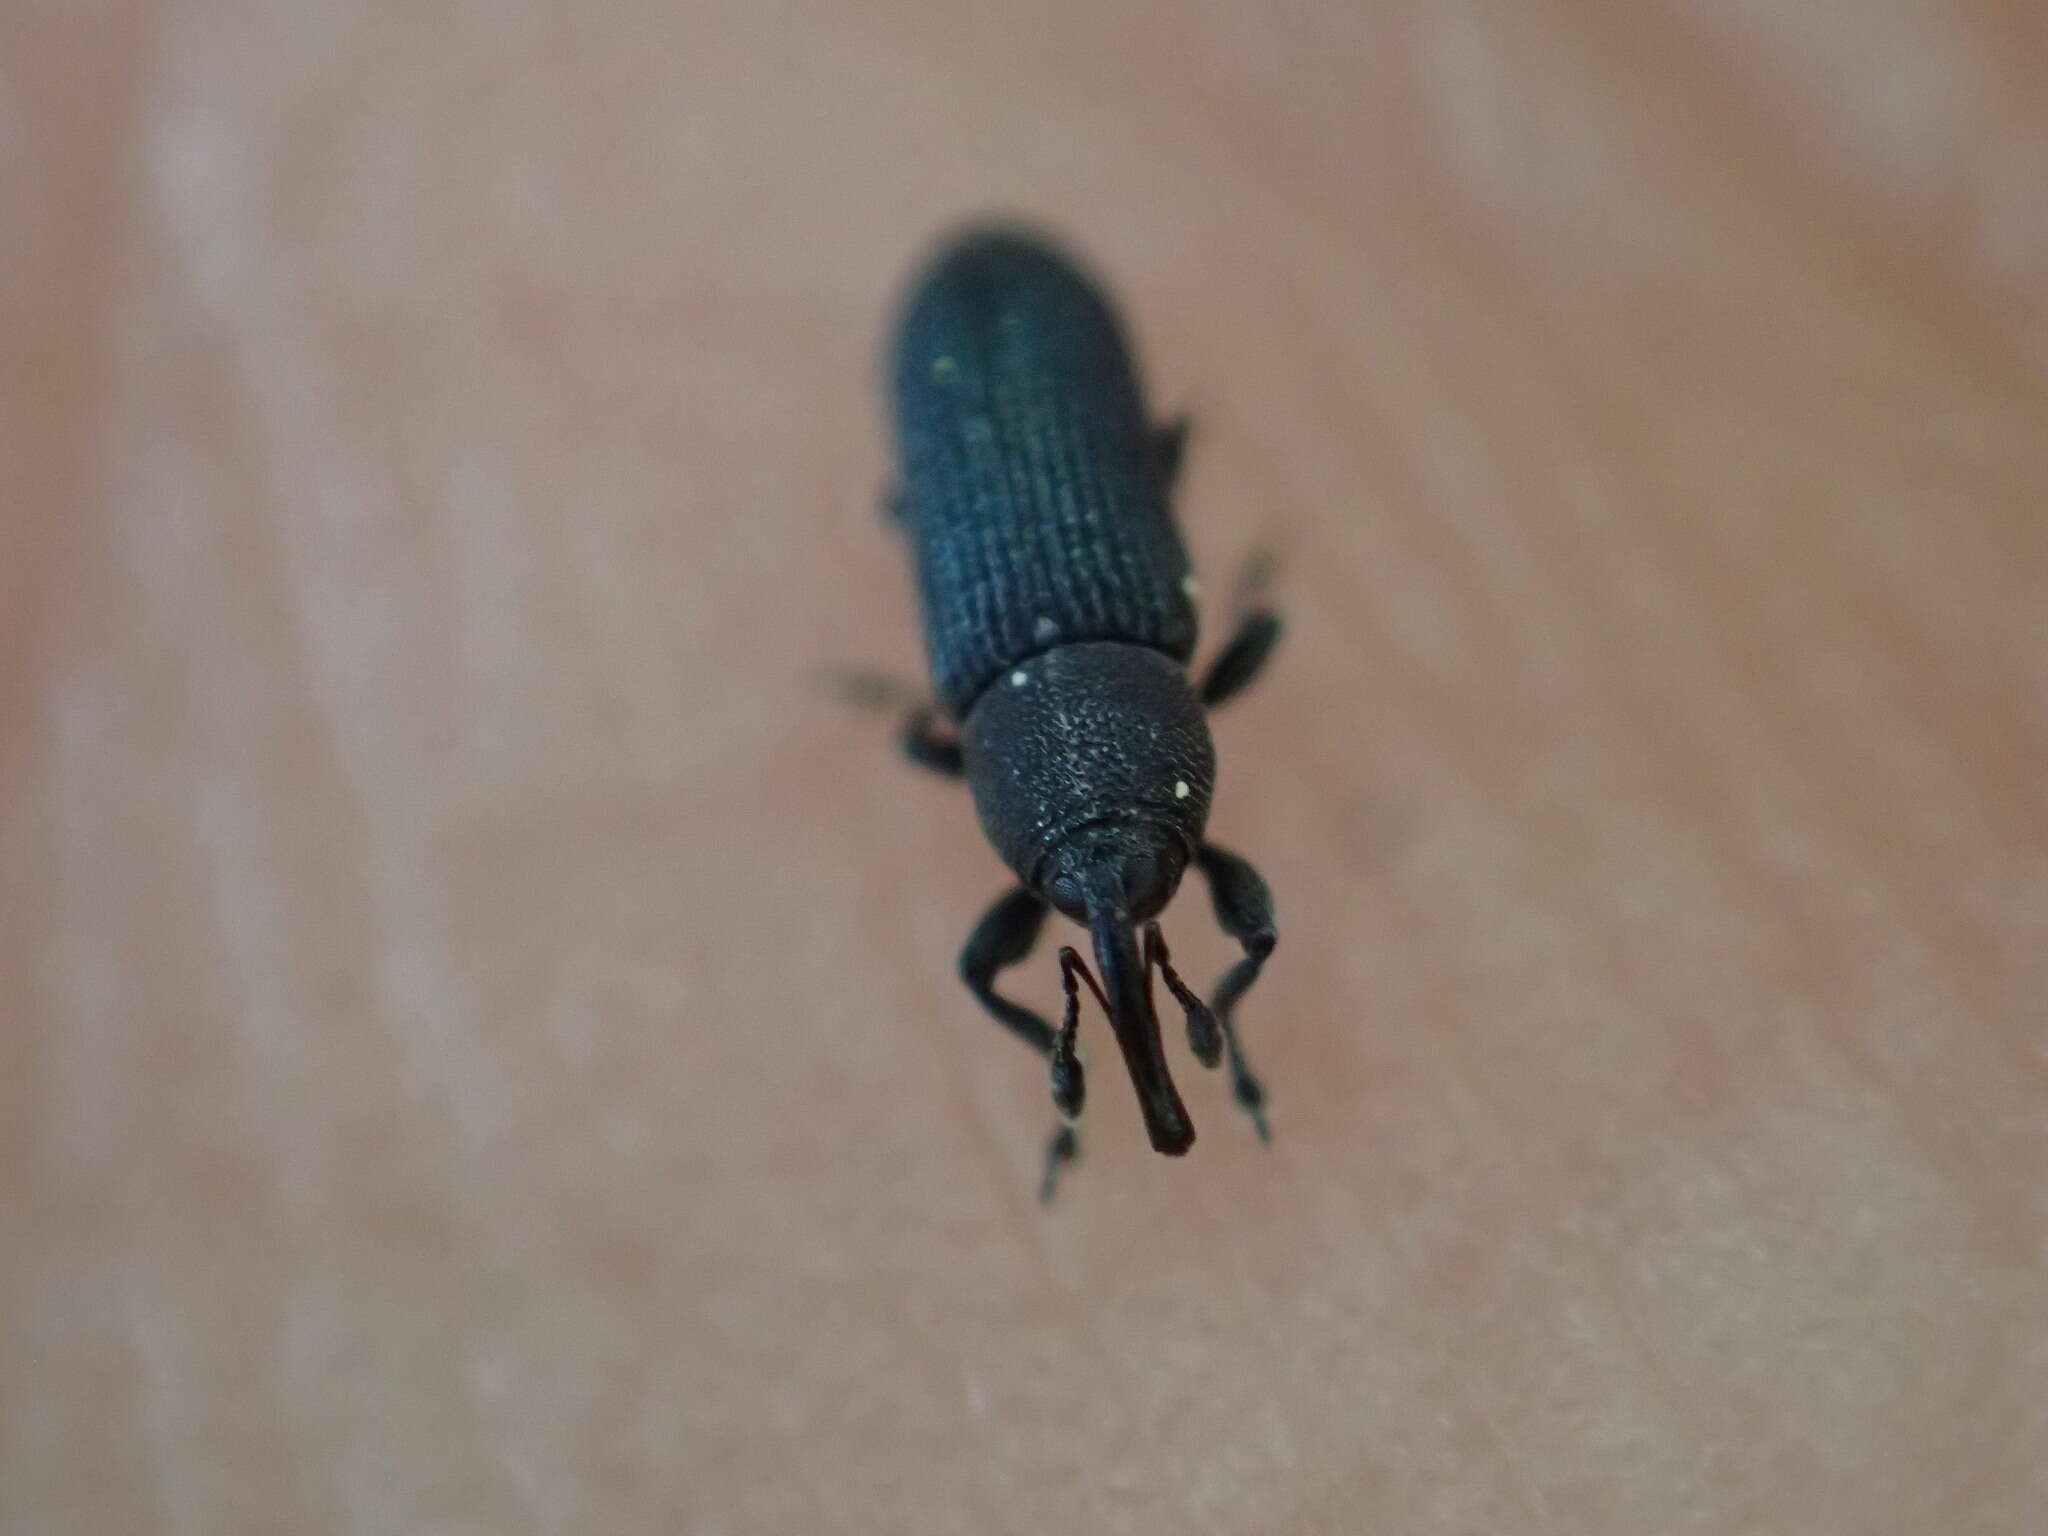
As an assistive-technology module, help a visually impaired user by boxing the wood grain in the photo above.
[4,3,2044,1532]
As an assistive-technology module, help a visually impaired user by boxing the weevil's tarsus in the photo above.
[1195,843,1279,1141]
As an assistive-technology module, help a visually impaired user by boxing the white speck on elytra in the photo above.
[1033,616,1058,642]
[1174,780,1191,799]
[1010,670,1029,686]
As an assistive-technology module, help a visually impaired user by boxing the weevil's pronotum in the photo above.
[880,223,1285,1199]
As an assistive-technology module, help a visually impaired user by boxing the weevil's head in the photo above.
[961,641,1215,1154]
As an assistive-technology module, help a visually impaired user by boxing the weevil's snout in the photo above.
[1086,905,1194,1157]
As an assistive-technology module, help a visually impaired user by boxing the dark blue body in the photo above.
[879,225,1280,1174]
[889,229,1199,721]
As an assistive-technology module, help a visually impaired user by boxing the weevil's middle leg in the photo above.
[1199,609,1284,708]
[1194,843,1279,1140]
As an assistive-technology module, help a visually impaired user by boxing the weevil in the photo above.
[881,224,1284,1199]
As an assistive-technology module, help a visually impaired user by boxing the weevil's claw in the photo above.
[1039,1124,1081,1203]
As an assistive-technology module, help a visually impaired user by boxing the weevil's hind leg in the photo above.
[1198,610,1284,708]
[900,704,964,777]
[1194,843,1279,1140]
[1153,414,1191,489]
[959,887,1092,1199]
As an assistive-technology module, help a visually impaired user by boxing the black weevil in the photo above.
[881,223,1284,1199]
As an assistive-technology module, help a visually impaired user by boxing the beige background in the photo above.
[5,3,2046,1533]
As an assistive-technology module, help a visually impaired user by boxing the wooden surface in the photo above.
[5,4,2045,1532]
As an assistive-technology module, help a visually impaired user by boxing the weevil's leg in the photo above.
[1198,609,1284,708]
[1194,843,1279,1140]
[1145,921,1221,1067]
[960,887,1092,1199]
[960,887,1056,1055]
[900,704,963,778]
[1153,414,1191,488]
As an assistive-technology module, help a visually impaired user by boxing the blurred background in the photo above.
[4,3,2045,1532]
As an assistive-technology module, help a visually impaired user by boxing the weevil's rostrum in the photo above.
[883,224,1284,1199]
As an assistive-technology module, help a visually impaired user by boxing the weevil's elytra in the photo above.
[881,222,1284,1199]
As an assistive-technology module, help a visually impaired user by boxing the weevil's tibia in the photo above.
[1195,843,1279,1141]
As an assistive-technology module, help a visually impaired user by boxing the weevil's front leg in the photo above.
[1194,843,1279,1140]
[959,886,1088,1199]
[900,705,964,778]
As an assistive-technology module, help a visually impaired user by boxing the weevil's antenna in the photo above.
[1144,922,1221,1068]
[1087,904,1194,1156]
[1038,946,1102,1204]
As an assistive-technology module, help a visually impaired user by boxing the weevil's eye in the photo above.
[1115,851,1174,923]
[1046,871,1088,920]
